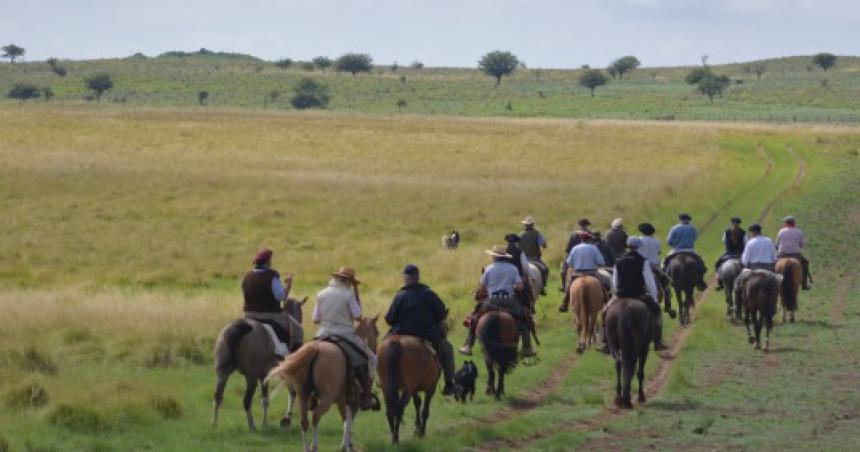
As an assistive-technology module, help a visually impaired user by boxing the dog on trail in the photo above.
[453,360,478,402]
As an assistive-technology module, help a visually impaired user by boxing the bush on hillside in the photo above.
[291,78,330,109]
[7,83,41,101]
[335,53,373,77]
[85,73,113,102]
[312,56,332,71]
[579,69,609,97]
[274,58,292,70]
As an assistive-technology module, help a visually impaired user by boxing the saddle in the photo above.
[734,268,783,292]
[316,335,369,407]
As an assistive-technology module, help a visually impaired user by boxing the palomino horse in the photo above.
[378,335,441,443]
[477,311,519,400]
[717,258,743,319]
[666,253,699,326]
[569,275,604,353]
[775,257,802,323]
[738,271,779,351]
[212,297,306,430]
[605,297,653,409]
[266,316,379,452]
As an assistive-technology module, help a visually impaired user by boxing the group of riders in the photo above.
[239,213,811,412]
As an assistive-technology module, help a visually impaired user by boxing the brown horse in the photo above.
[569,275,604,353]
[605,297,653,408]
[666,253,698,327]
[776,257,802,323]
[738,271,779,351]
[378,335,441,443]
[211,297,306,430]
[266,316,379,452]
[477,311,519,400]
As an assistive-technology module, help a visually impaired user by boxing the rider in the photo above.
[313,266,377,410]
[592,230,616,267]
[604,218,628,259]
[384,264,456,396]
[662,212,708,291]
[741,224,777,271]
[776,216,811,290]
[561,218,593,292]
[241,248,292,356]
[637,222,675,318]
[519,216,548,294]
[559,232,608,312]
[715,217,746,290]
[460,245,535,357]
[612,237,667,351]
[505,233,535,311]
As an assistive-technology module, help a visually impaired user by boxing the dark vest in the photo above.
[505,244,525,276]
[615,252,647,298]
[520,229,542,259]
[723,228,746,255]
[242,269,281,313]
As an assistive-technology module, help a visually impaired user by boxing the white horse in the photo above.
[527,263,544,306]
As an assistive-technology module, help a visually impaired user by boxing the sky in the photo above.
[1,0,857,68]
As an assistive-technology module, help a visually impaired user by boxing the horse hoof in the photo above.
[613,396,625,407]
[280,417,291,429]
[576,345,585,354]
[638,395,647,404]
[748,336,755,344]
[485,387,495,396]
[754,343,761,351]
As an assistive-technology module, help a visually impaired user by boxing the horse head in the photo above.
[284,296,308,324]
[356,315,380,352]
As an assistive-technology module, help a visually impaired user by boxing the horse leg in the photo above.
[212,372,229,427]
[753,309,762,350]
[614,359,623,406]
[243,375,258,431]
[622,353,635,408]
[395,390,410,443]
[764,309,773,352]
[674,286,684,326]
[744,304,755,344]
[337,402,353,452]
[497,369,506,400]
[299,394,311,452]
[412,394,422,437]
[260,380,270,429]
[311,400,331,452]
[638,348,648,404]
[420,390,434,438]
[281,387,296,428]
[485,361,496,396]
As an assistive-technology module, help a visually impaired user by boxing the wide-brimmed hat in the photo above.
[331,266,360,284]
[749,224,762,233]
[731,217,742,224]
[521,216,535,225]
[626,236,642,248]
[783,215,796,224]
[504,233,521,243]
[611,218,624,229]
[486,245,512,259]
[679,212,692,221]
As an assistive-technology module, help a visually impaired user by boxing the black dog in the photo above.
[454,360,478,402]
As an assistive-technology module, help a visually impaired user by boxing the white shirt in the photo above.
[312,279,362,337]
[567,243,605,270]
[612,256,659,301]
[637,235,661,267]
[741,235,777,266]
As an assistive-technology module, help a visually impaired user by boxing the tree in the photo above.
[42,87,54,101]
[685,67,711,85]
[335,53,373,77]
[812,53,837,72]
[7,83,41,101]
[85,73,113,101]
[312,56,332,71]
[47,57,67,77]
[2,44,24,64]
[274,58,293,70]
[696,72,730,103]
[391,61,399,72]
[198,90,209,106]
[478,50,519,87]
[579,69,608,97]
[290,78,330,109]
[607,66,617,79]
[609,56,641,79]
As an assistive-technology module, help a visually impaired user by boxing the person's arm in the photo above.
[431,292,447,321]
[775,229,782,250]
[595,246,605,267]
[799,231,805,249]
[667,227,678,248]
[612,265,620,292]
[691,226,698,244]
[271,277,286,302]
[384,296,399,326]
[722,231,728,245]
[741,242,751,266]
[348,293,362,320]
[312,298,322,324]
[566,248,576,267]
[643,262,658,301]
[539,233,547,249]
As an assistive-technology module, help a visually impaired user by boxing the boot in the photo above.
[801,261,811,290]
[458,331,475,356]
[438,340,457,396]
[521,332,536,357]
[654,315,668,351]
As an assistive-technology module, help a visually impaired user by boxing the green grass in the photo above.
[3,55,860,122]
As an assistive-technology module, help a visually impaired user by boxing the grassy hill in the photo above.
[2,54,860,123]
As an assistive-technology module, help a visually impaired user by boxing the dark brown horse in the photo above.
[378,335,441,443]
[605,298,653,408]
[212,297,306,430]
[666,254,698,326]
[477,311,519,400]
[738,271,779,351]
[776,257,802,323]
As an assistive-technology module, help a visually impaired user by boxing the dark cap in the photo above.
[749,224,762,233]
[679,212,692,221]
[638,222,656,235]
[504,233,520,243]
[731,217,742,224]
[578,218,591,227]
[402,264,420,276]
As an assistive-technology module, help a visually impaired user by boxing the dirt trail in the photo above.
[477,146,805,452]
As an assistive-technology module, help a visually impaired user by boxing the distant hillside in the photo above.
[2,53,859,123]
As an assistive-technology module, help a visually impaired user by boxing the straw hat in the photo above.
[486,245,512,259]
[611,218,623,229]
[331,266,360,284]
[521,216,536,225]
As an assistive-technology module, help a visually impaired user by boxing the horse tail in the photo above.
[216,320,253,374]
[478,313,518,375]
[782,263,798,311]
[383,340,403,412]
[265,343,319,389]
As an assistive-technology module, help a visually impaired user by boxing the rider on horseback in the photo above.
[604,218,628,259]
[591,231,616,267]
[313,267,378,410]
[559,232,610,312]
[662,213,708,291]
[741,224,777,272]
[611,237,667,351]
[505,233,535,312]
[715,217,746,290]
[241,248,293,356]
[561,218,593,292]
[384,264,457,396]
[637,222,676,318]
[519,216,548,295]
[776,216,811,290]
[460,245,536,358]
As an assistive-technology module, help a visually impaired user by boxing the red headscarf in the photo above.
[253,248,273,265]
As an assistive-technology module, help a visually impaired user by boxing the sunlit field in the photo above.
[1,105,858,450]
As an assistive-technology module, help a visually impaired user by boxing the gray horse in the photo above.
[605,297,654,409]
[717,258,743,319]
[211,297,306,430]
[666,253,699,327]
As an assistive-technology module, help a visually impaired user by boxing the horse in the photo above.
[605,297,653,409]
[211,297,306,431]
[265,316,379,452]
[775,257,802,323]
[738,271,779,351]
[666,253,699,327]
[527,262,544,306]
[378,335,442,443]
[477,311,519,400]
[442,230,460,249]
[717,258,743,319]
[569,275,604,353]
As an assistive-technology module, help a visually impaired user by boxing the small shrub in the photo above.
[4,381,49,408]
[7,83,41,101]
[410,60,424,69]
[151,395,182,419]
[142,342,173,368]
[198,90,209,106]
[396,99,407,110]
[291,78,330,109]
[274,58,292,70]
[51,65,67,77]
[17,347,58,375]
[47,403,104,433]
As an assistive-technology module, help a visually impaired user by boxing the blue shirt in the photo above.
[667,223,698,250]
[566,243,605,271]
[480,261,522,298]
